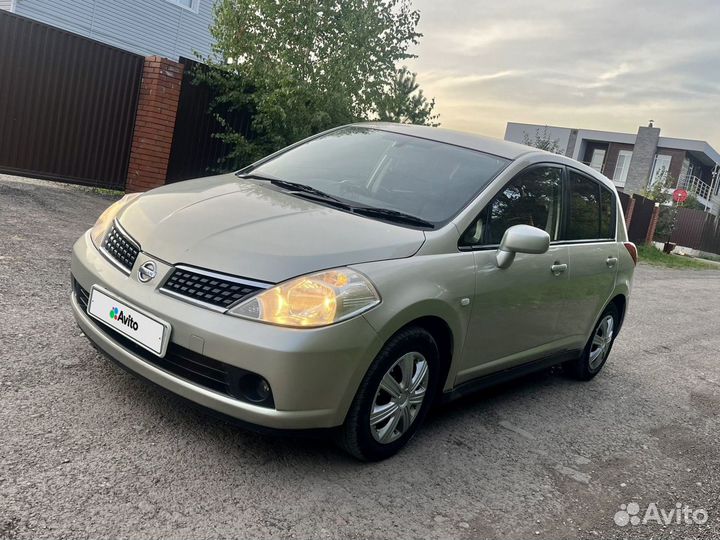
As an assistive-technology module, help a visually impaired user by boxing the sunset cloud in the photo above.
[407,0,720,144]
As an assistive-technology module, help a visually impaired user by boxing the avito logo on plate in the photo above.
[109,306,139,331]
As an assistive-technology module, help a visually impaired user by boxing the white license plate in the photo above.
[87,286,170,357]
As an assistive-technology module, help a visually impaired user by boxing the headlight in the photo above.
[229,268,380,327]
[90,193,141,248]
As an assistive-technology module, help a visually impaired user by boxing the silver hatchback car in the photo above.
[71,123,636,460]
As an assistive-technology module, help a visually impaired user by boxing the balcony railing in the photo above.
[678,175,712,200]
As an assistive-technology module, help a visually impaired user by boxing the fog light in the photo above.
[257,378,271,401]
[231,373,274,408]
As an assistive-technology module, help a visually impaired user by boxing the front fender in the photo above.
[352,252,476,391]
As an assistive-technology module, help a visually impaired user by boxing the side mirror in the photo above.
[496,225,550,269]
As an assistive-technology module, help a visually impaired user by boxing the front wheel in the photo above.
[337,327,440,461]
[563,303,619,381]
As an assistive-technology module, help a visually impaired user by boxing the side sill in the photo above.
[440,349,582,403]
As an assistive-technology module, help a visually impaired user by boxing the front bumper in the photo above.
[70,231,382,429]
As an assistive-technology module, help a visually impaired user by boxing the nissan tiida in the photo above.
[71,123,636,460]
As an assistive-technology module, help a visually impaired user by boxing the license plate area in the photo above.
[87,285,171,357]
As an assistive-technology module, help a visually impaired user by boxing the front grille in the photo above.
[161,267,263,309]
[102,222,139,272]
[72,278,274,408]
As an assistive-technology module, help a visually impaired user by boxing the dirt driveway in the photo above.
[1,175,719,539]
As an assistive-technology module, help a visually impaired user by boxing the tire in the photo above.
[337,326,440,461]
[563,303,620,381]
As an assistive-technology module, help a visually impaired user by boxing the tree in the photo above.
[642,169,673,204]
[647,171,707,242]
[645,169,707,210]
[522,126,564,154]
[375,66,439,126]
[199,0,437,167]
[679,192,705,211]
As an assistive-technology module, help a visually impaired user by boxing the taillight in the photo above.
[624,242,638,265]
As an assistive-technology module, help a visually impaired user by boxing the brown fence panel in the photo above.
[670,208,720,255]
[699,215,720,255]
[618,191,631,215]
[0,11,143,189]
[670,208,707,250]
[166,58,253,183]
[627,194,656,244]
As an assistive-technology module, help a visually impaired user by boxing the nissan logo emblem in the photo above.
[138,260,157,283]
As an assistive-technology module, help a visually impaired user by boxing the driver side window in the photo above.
[460,166,563,247]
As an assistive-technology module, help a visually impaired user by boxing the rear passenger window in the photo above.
[565,171,601,240]
[600,186,615,238]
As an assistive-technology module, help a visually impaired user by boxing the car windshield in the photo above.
[245,127,510,226]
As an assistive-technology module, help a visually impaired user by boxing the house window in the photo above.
[650,154,672,187]
[166,0,199,12]
[612,150,632,186]
[589,149,606,173]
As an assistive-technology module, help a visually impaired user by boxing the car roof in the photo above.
[352,122,540,160]
[352,122,618,191]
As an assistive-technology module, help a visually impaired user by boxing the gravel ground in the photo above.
[1,174,720,540]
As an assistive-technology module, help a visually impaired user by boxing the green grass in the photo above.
[87,186,124,197]
[638,244,718,270]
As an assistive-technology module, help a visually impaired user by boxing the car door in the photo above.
[455,164,571,385]
[560,169,620,348]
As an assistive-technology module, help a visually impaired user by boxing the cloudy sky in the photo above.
[406,0,720,144]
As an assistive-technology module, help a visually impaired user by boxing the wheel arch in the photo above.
[362,296,467,391]
[394,315,455,398]
[608,293,628,335]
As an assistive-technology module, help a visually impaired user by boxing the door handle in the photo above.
[551,263,567,275]
[606,257,618,268]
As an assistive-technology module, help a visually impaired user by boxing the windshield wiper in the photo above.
[237,171,281,182]
[239,172,434,228]
[238,173,347,205]
[350,206,435,229]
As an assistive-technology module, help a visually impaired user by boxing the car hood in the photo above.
[117,174,425,283]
